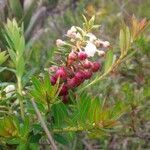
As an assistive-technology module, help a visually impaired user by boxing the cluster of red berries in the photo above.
[50,51,101,103]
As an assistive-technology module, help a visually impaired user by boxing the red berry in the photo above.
[55,67,67,79]
[78,51,87,60]
[83,60,91,69]
[59,85,68,96]
[50,76,57,85]
[84,71,92,79]
[62,95,68,103]
[75,71,85,82]
[67,77,78,89]
[91,62,101,72]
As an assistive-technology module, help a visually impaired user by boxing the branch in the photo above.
[31,99,58,150]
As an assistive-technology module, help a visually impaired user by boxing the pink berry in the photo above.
[67,77,78,89]
[84,71,92,79]
[55,67,67,79]
[68,51,77,61]
[59,85,68,96]
[91,62,101,72]
[67,59,74,66]
[50,76,57,85]
[83,60,91,69]
[78,51,87,60]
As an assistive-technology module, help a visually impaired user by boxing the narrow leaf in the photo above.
[125,26,131,50]
[104,50,113,72]
[0,51,8,65]
[119,29,125,52]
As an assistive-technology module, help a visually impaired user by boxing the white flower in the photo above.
[84,42,97,57]
[4,84,15,98]
[87,33,97,42]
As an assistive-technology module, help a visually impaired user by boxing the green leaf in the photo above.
[4,19,26,78]
[54,134,69,145]
[17,142,27,150]
[7,48,16,63]
[89,16,95,27]
[52,102,68,127]
[31,77,44,95]
[20,117,30,138]
[82,15,88,25]
[16,57,25,78]
[92,25,101,30]
[0,67,16,73]
[119,29,125,52]
[119,25,131,56]
[29,134,41,144]
[6,138,20,144]
[43,73,51,92]
[0,116,18,138]
[16,36,25,55]
[104,50,113,72]
[88,98,101,123]
[125,26,131,50]
[0,51,9,65]
[72,93,91,124]
[29,143,40,150]
[79,96,91,123]
[22,68,37,86]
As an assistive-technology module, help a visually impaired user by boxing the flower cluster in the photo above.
[49,20,110,103]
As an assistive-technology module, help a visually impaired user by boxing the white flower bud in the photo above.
[94,39,103,47]
[67,30,77,38]
[56,39,65,47]
[103,41,110,48]
[94,39,110,48]
[97,50,105,56]
[84,42,97,57]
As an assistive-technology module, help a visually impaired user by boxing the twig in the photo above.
[72,137,77,150]
[82,139,94,150]
[31,99,58,150]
